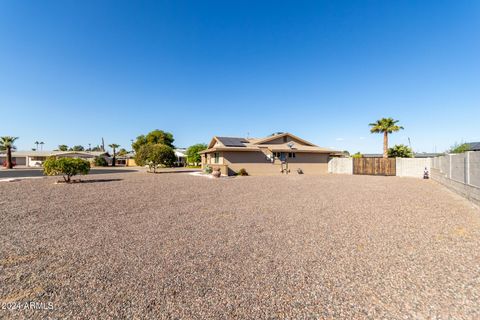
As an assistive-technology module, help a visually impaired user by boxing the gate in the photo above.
[353,158,396,176]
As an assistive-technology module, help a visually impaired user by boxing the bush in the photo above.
[204,165,212,174]
[43,157,90,183]
[237,168,248,176]
[351,152,363,158]
[94,156,108,167]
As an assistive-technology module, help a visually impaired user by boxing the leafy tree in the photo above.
[43,157,90,183]
[91,145,103,152]
[135,144,175,172]
[94,156,108,167]
[58,145,68,151]
[351,152,363,158]
[132,130,174,152]
[117,148,128,156]
[388,144,413,158]
[109,143,120,167]
[449,142,470,154]
[70,145,85,151]
[0,136,19,169]
[186,143,207,165]
[369,118,404,158]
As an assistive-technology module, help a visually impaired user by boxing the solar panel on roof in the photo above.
[217,137,248,147]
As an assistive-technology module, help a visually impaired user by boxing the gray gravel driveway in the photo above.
[1,173,479,319]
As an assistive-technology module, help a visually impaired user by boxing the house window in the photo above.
[214,152,220,164]
[288,152,296,158]
[274,152,286,161]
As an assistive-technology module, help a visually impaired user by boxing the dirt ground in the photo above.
[1,172,479,319]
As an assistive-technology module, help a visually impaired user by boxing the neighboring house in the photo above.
[174,148,187,167]
[0,151,110,167]
[467,142,480,151]
[200,132,340,175]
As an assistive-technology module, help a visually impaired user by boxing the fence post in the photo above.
[448,154,450,179]
[466,152,471,185]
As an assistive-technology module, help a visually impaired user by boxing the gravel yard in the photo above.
[1,172,479,319]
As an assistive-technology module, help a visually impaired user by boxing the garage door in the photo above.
[13,157,27,165]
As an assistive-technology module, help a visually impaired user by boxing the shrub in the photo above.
[94,156,108,167]
[43,157,90,183]
[204,165,212,174]
[237,168,248,176]
[351,152,363,158]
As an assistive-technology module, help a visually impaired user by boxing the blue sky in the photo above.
[0,1,479,153]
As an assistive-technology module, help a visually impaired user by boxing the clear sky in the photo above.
[1,1,479,154]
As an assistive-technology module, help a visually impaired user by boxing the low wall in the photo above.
[396,158,432,178]
[431,169,480,207]
[328,158,352,174]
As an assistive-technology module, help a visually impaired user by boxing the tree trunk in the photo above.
[6,146,13,169]
[383,132,388,158]
[112,155,116,167]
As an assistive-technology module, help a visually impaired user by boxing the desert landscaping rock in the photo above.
[1,172,479,319]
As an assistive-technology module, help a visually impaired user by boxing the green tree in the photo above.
[117,148,128,156]
[91,145,103,152]
[351,152,363,158]
[369,118,404,158]
[135,144,175,172]
[388,144,413,158]
[0,136,19,169]
[109,143,120,167]
[71,145,85,151]
[43,157,90,183]
[58,145,68,151]
[132,130,174,152]
[186,143,207,165]
[449,142,470,154]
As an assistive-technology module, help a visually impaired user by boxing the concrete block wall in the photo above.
[328,158,353,174]
[430,151,480,206]
[395,158,432,178]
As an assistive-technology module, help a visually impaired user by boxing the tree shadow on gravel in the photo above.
[56,178,124,184]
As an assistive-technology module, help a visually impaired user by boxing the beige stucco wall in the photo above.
[221,151,329,175]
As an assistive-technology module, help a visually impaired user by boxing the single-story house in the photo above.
[174,148,187,167]
[200,132,341,175]
[0,151,110,167]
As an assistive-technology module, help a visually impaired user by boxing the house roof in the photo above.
[467,142,480,151]
[201,133,337,154]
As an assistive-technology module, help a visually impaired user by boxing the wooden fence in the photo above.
[353,158,396,176]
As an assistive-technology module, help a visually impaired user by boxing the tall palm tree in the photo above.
[39,141,45,151]
[34,141,39,151]
[0,136,19,169]
[369,118,404,158]
[109,143,120,167]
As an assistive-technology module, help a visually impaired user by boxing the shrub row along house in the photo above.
[200,132,341,175]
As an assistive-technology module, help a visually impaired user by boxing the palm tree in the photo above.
[369,118,404,158]
[109,143,120,167]
[39,141,45,151]
[0,136,19,169]
[34,141,39,151]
